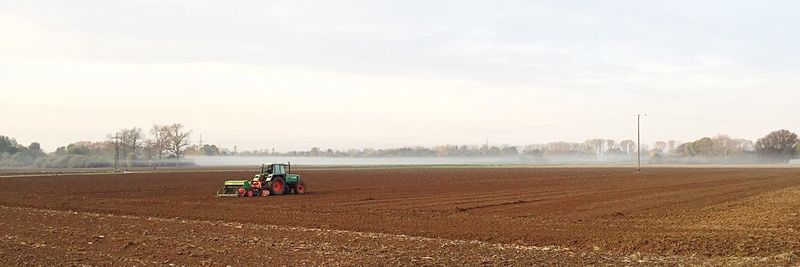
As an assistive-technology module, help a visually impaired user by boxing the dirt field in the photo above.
[1,167,799,266]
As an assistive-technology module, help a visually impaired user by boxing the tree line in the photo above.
[0,136,46,167]
[108,124,192,165]
[1,123,192,168]
[237,129,800,163]
[1,128,799,168]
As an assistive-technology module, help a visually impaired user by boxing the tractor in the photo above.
[216,163,306,197]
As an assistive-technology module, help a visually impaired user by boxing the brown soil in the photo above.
[1,168,799,266]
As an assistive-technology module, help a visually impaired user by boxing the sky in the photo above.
[1,0,799,152]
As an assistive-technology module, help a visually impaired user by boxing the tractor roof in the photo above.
[223,180,248,186]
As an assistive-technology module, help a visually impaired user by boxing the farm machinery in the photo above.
[216,163,306,197]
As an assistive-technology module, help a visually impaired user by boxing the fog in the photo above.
[189,153,793,167]
[192,156,532,166]
[189,155,642,167]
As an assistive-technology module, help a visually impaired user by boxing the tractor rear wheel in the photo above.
[270,177,286,195]
[295,182,306,194]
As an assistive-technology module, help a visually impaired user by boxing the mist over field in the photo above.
[190,154,777,167]
[191,156,532,166]
[3,128,799,169]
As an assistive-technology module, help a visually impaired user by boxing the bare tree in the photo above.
[165,123,191,165]
[143,139,155,161]
[712,135,741,158]
[619,140,636,155]
[735,139,755,152]
[584,139,605,160]
[605,140,616,152]
[120,127,143,160]
[149,125,170,165]
[654,141,667,153]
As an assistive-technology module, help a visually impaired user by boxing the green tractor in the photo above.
[216,163,306,197]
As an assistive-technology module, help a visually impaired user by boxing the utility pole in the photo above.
[637,114,646,173]
[637,114,641,172]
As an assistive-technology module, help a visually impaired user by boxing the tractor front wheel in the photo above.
[270,177,286,195]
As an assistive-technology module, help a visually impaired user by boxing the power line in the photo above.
[647,115,791,126]
[214,114,634,148]
[356,114,633,144]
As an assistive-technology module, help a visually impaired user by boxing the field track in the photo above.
[1,167,799,265]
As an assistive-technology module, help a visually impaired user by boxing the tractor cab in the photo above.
[253,163,286,182]
[258,163,289,180]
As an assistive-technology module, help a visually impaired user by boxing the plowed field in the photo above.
[1,168,799,266]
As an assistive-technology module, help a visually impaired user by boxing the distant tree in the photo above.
[27,142,45,158]
[546,142,572,154]
[654,141,667,153]
[200,144,220,156]
[120,127,143,159]
[672,135,752,159]
[675,142,690,156]
[28,142,41,152]
[689,137,715,157]
[522,146,544,157]
[667,140,677,154]
[711,135,747,158]
[755,129,798,162]
[0,135,19,155]
[584,139,605,156]
[523,144,545,157]
[150,125,170,164]
[309,147,321,156]
[164,123,191,165]
[500,146,518,156]
[605,140,617,152]
[736,139,755,152]
[649,150,662,161]
[54,146,67,155]
[142,140,154,161]
[487,146,502,156]
[619,140,636,155]
[67,143,92,155]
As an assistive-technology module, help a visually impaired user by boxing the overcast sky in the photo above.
[1,1,799,152]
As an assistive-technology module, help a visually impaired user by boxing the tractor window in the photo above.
[274,165,285,175]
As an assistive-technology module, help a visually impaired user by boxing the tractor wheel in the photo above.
[295,182,306,194]
[237,187,246,197]
[260,190,270,197]
[270,177,286,195]
[246,190,254,197]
